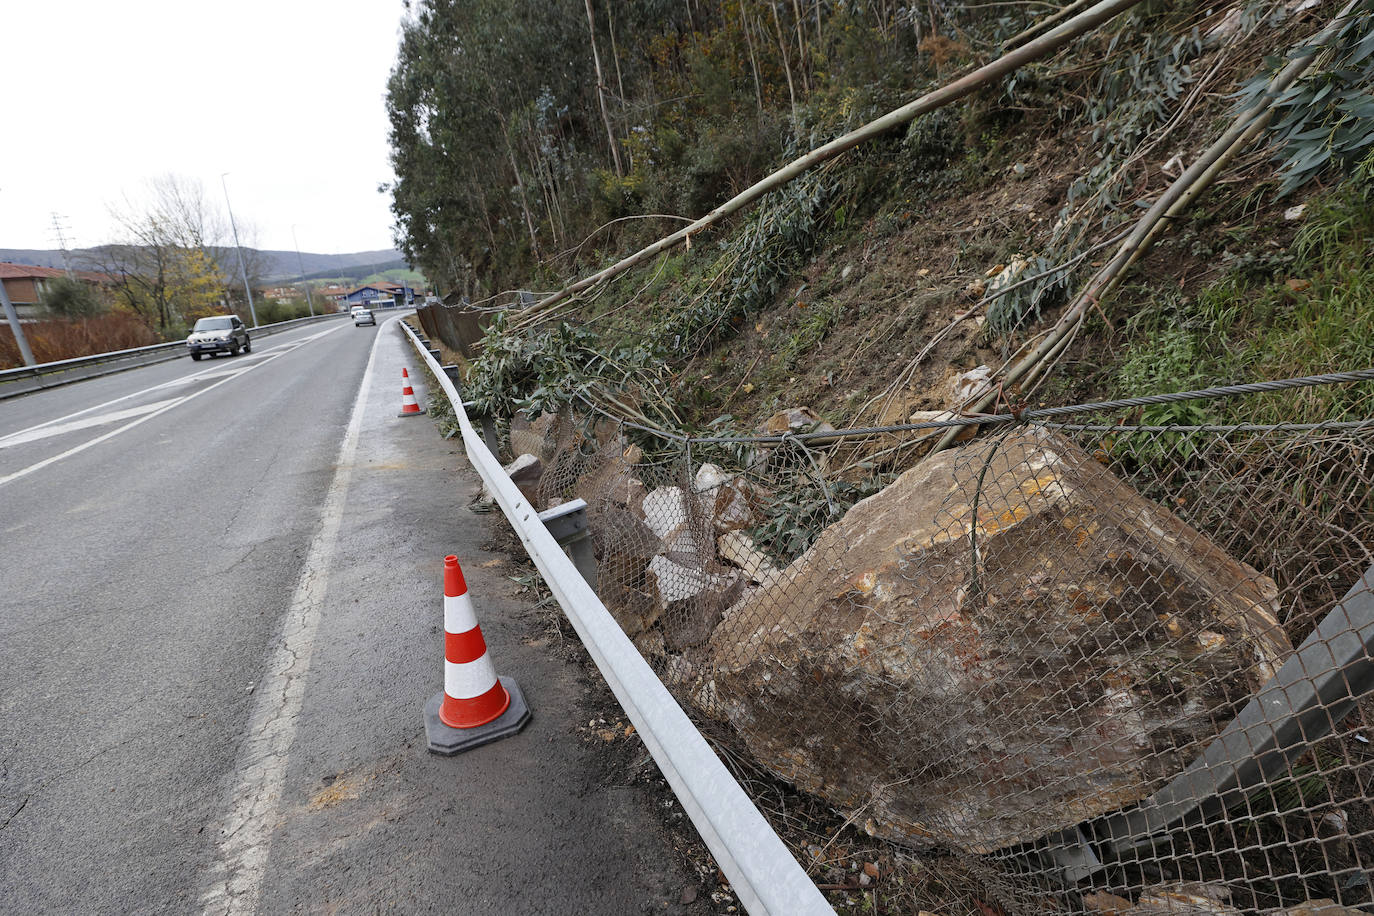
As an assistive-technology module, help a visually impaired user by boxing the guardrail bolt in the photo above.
[537,498,598,591]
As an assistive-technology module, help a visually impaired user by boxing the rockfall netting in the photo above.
[495,371,1374,914]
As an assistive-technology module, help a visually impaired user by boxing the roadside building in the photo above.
[1,262,110,319]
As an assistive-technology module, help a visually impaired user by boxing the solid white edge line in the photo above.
[0,323,351,489]
[196,313,402,914]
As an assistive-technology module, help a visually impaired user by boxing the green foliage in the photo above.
[661,165,838,357]
[782,301,842,367]
[464,311,665,422]
[1238,1,1374,197]
[1110,163,1374,428]
[253,299,316,325]
[750,452,887,564]
[985,254,1075,336]
[40,276,104,318]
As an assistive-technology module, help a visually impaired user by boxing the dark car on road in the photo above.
[187,315,250,361]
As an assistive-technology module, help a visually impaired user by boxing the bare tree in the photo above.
[89,175,230,332]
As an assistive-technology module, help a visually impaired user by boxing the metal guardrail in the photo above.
[0,311,349,400]
[398,320,833,916]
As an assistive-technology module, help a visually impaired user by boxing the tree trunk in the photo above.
[770,3,799,125]
[584,0,624,177]
[522,0,1146,322]
[740,1,764,114]
[504,134,540,259]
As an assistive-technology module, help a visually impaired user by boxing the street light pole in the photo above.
[220,172,259,328]
[292,225,314,317]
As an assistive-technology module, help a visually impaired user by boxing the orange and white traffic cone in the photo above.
[424,555,531,754]
[398,368,425,417]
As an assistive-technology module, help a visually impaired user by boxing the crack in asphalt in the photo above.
[196,322,383,916]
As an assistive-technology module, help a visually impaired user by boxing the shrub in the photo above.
[41,277,105,318]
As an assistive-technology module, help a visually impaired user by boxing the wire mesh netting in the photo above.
[495,372,1374,914]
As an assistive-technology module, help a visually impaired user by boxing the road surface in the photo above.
[0,316,717,914]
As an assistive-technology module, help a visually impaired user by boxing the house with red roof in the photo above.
[1,262,113,318]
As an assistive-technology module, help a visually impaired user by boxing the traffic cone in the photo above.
[424,555,531,755]
[398,368,425,417]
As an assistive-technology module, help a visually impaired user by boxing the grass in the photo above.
[1110,167,1374,426]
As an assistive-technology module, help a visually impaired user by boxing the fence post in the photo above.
[538,498,598,590]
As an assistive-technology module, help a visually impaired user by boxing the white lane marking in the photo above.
[0,398,182,449]
[197,315,398,914]
[0,323,351,489]
[0,324,345,441]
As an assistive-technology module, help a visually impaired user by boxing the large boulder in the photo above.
[708,426,1291,851]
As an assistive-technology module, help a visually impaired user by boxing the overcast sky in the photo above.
[4,0,407,256]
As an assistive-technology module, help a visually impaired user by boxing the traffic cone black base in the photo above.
[424,676,531,755]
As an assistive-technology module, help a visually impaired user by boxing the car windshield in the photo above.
[194,317,233,331]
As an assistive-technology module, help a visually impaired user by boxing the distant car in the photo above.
[187,315,250,360]
[353,308,376,327]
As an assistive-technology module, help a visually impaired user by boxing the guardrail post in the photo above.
[537,498,597,590]
[441,364,463,394]
[476,415,502,459]
[427,346,441,362]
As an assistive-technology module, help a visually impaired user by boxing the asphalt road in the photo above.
[0,317,716,914]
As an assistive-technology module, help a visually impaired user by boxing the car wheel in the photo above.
[230,343,240,355]
[243,338,251,353]
[191,353,202,361]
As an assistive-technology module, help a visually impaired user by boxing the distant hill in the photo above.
[0,246,409,283]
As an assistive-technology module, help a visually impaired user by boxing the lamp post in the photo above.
[220,172,259,328]
[292,225,314,317]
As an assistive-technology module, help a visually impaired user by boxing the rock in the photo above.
[593,505,660,636]
[480,454,543,507]
[578,450,647,517]
[949,364,994,406]
[758,406,837,438]
[717,531,782,586]
[509,411,562,461]
[1269,899,1368,916]
[646,556,742,650]
[1083,892,1135,915]
[1135,883,1238,915]
[694,463,762,533]
[507,454,545,505]
[642,486,710,565]
[707,426,1290,851]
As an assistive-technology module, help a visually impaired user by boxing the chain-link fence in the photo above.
[493,371,1374,914]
